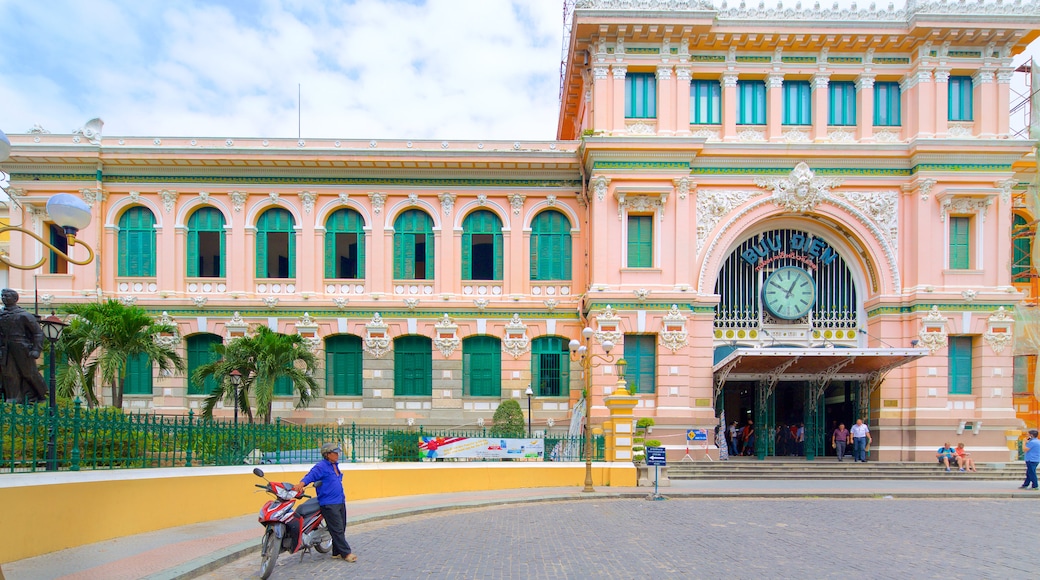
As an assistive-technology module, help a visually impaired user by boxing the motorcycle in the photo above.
[252,467,333,579]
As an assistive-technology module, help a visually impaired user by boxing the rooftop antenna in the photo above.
[298,83,302,140]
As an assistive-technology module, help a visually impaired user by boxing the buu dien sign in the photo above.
[740,231,839,271]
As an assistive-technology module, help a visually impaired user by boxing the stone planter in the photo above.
[635,464,670,487]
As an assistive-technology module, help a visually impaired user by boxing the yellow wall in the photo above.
[0,462,634,563]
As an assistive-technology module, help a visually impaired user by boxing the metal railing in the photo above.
[1,401,604,473]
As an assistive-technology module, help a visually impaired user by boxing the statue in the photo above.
[0,289,48,403]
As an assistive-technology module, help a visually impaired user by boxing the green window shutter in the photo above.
[325,335,362,396]
[828,81,856,126]
[256,208,295,278]
[324,229,336,279]
[274,375,294,396]
[783,80,811,125]
[950,217,971,269]
[531,211,572,281]
[425,232,435,281]
[393,210,434,280]
[1013,214,1032,282]
[256,218,269,278]
[874,82,901,126]
[531,337,567,397]
[186,228,199,277]
[394,336,432,396]
[627,215,653,268]
[463,336,501,397]
[625,73,657,119]
[624,335,657,394]
[948,336,973,395]
[461,231,472,279]
[118,207,157,277]
[124,353,153,396]
[690,80,721,125]
[187,334,222,395]
[356,228,366,279]
[287,229,296,278]
[737,80,766,125]
[949,76,974,122]
[393,231,405,279]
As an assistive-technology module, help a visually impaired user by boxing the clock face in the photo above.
[762,266,816,321]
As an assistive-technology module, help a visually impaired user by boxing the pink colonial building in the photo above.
[2,0,1039,462]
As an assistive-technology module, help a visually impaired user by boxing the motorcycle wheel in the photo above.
[259,527,280,580]
[314,522,333,554]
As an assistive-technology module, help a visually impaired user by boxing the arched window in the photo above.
[394,335,432,396]
[530,211,571,281]
[531,336,569,397]
[256,208,295,279]
[186,334,222,395]
[124,353,153,396]
[326,334,363,396]
[325,209,365,279]
[463,336,501,397]
[1013,214,1033,283]
[393,210,435,280]
[462,210,503,281]
[118,206,157,277]
[187,208,226,278]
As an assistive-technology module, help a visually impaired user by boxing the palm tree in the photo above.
[193,326,318,424]
[55,315,101,407]
[61,300,184,409]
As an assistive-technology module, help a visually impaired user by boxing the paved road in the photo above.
[201,498,1040,579]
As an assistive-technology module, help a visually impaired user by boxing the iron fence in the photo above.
[0,401,604,472]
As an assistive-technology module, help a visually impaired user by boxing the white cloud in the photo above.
[0,0,1037,141]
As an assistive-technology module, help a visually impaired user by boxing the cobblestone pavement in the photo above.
[201,498,1040,579]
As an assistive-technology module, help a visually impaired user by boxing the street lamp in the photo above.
[525,385,533,437]
[1,129,95,270]
[40,313,68,472]
[569,326,615,493]
[229,369,243,426]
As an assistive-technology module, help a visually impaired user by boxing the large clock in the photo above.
[762,266,816,321]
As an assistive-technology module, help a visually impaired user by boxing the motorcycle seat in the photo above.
[296,497,321,518]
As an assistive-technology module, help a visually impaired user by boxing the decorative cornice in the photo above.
[575,0,1040,19]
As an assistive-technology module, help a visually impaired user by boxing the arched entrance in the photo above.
[711,226,922,459]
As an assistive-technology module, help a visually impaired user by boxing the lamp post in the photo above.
[39,314,68,472]
[229,369,243,426]
[0,194,96,270]
[525,385,533,437]
[569,326,615,493]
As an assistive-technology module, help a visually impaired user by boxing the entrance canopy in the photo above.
[712,348,929,382]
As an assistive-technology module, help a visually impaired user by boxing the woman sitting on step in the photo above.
[955,443,977,472]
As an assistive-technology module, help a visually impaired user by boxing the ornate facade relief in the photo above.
[229,191,247,212]
[473,298,489,310]
[119,296,137,306]
[433,313,460,358]
[198,191,210,204]
[996,178,1016,205]
[80,188,107,208]
[438,192,456,216]
[159,189,178,213]
[833,191,900,254]
[298,191,316,214]
[407,193,419,206]
[191,296,208,307]
[756,162,844,214]
[369,192,387,214]
[983,307,1013,355]
[659,304,689,354]
[938,194,994,223]
[154,311,181,349]
[73,118,104,145]
[508,194,525,215]
[737,129,766,142]
[225,311,249,339]
[594,305,623,345]
[592,175,611,202]
[696,190,762,251]
[262,297,279,308]
[502,314,530,359]
[364,313,392,358]
[673,177,691,201]
[633,288,650,301]
[918,306,949,355]
[902,178,937,202]
[295,312,321,354]
[615,191,667,221]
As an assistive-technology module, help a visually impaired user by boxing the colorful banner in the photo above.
[418,436,544,460]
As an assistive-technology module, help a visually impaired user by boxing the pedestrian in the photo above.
[1020,429,1039,490]
[954,443,976,472]
[293,443,357,562]
[795,423,805,456]
[741,420,756,456]
[936,442,958,472]
[831,423,849,462]
[850,418,871,462]
[728,421,739,457]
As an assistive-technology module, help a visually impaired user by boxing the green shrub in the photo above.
[382,430,421,462]
[490,400,525,438]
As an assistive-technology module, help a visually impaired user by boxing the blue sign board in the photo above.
[645,446,667,466]
[687,429,708,442]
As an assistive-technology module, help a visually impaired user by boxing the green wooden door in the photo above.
[325,334,363,396]
[187,334,223,395]
[463,336,501,397]
[394,336,432,396]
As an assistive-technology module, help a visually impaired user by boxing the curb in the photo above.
[146,489,1040,579]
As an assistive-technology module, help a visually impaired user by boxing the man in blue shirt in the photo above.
[936,443,958,472]
[1020,429,1039,490]
[294,443,356,562]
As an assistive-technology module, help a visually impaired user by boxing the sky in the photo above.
[0,0,1037,142]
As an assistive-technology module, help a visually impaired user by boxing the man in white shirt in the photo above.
[850,419,871,462]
